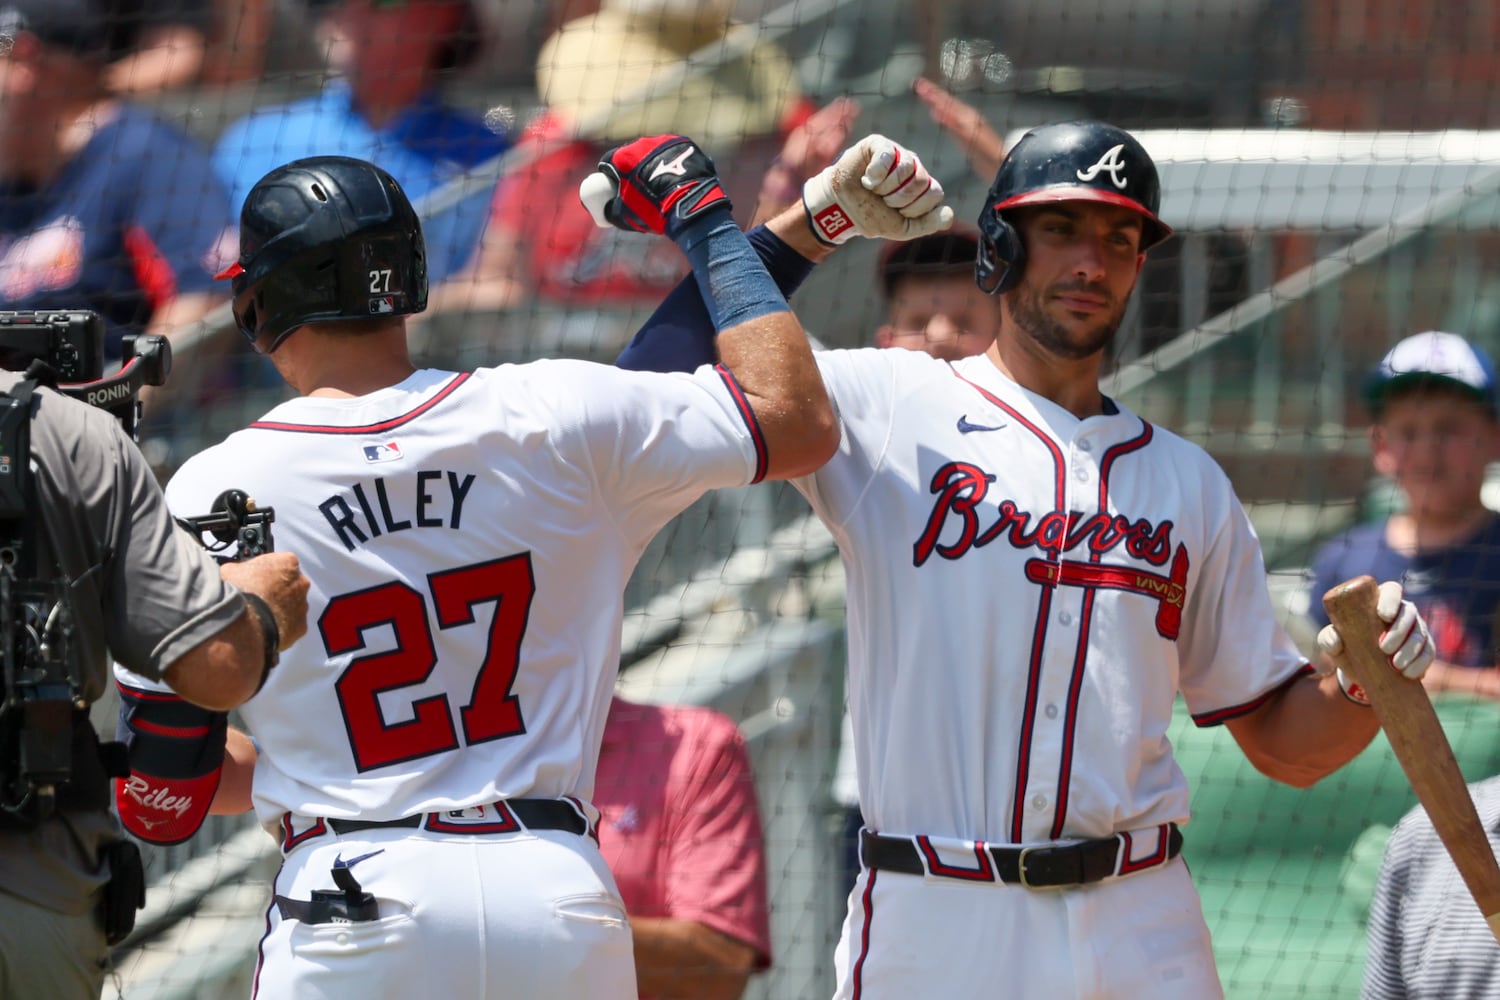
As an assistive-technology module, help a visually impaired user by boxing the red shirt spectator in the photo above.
[595,695,772,1000]
[481,109,804,306]
[423,0,860,320]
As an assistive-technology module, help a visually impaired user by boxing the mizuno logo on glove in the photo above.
[648,147,694,182]
[578,134,732,241]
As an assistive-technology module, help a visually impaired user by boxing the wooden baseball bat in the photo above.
[1324,575,1500,944]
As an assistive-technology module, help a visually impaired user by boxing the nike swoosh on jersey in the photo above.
[648,148,694,182]
[333,848,386,870]
[956,415,1006,434]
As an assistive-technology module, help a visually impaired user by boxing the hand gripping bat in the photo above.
[1324,574,1500,944]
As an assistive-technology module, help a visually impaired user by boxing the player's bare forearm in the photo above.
[764,204,837,266]
[1224,673,1381,788]
[582,135,837,478]
[209,726,258,815]
[716,309,837,479]
[628,917,758,1000]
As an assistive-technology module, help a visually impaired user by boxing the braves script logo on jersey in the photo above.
[913,461,1190,638]
[1075,144,1130,189]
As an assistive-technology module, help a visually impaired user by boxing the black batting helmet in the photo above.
[975,120,1173,295]
[216,156,428,353]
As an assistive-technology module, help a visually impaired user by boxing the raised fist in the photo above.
[579,135,732,240]
[802,134,955,247]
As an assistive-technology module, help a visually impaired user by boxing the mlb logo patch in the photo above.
[362,442,402,463]
[369,297,395,314]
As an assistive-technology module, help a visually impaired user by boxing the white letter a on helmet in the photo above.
[1076,145,1129,189]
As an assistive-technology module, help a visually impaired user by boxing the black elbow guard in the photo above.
[114,681,229,845]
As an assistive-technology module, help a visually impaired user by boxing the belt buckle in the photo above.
[1015,844,1075,890]
[1016,845,1043,889]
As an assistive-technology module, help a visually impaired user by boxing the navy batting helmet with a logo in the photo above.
[975,120,1173,295]
[215,156,428,353]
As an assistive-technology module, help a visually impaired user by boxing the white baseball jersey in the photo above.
[799,348,1308,845]
[116,360,762,828]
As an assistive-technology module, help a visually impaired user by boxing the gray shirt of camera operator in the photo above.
[0,368,244,915]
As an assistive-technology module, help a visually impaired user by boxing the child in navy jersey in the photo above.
[1310,331,1500,697]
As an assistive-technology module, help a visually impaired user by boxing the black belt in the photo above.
[860,824,1183,889]
[326,798,589,837]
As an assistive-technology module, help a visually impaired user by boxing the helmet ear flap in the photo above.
[976,209,1025,296]
[231,286,261,346]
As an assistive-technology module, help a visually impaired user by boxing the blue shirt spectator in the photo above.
[1310,516,1500,670]
[1307,332,1500,698]
[0,0,235,364]
[0,104,234,360]
[211,0,509,282]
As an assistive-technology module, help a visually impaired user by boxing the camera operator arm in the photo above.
[116,489,277,843]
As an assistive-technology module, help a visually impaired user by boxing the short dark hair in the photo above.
[879,228,981,299]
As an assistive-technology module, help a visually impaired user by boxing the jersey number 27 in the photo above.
[320,554,535,771]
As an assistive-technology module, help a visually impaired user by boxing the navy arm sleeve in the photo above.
[616,225,818,373]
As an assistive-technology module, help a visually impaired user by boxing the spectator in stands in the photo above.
[211,0,509,280]
[1308,331,1500,697]
[103,0,210,94]
[1362,773,1500,997]
[104,0,277,92]
[0,0,237,364]
[200,0,276,85]
[427,0,858,314]
[873,223,999,360]
[833,225,1000,894]
[595,695,772,1000]
[911,75,1006,182]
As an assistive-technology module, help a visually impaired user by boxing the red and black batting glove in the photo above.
[579,135,732,242]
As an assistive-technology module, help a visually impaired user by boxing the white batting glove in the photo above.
[1316,580,1434,705]
[802,134,955,247]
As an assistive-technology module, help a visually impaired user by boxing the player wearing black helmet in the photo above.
[109,133,960,997]
[615,120,1436,1000]
[215,156,428,353]
[975,120,1172,295]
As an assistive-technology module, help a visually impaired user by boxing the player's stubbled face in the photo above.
[1007,203,1145,361]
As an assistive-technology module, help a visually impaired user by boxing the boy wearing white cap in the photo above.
[1309,331,1500,698]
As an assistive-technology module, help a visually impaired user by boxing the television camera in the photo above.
[0,312,172,824]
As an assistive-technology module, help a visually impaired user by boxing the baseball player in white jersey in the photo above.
[110,140,948,998]
[617,121,1437,998]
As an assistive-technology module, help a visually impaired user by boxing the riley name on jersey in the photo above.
[318,468,478,552]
